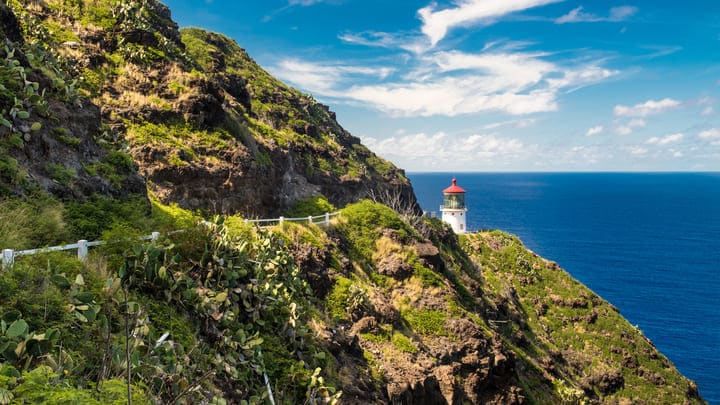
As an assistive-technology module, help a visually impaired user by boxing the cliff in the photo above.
[0,1,705,404]
[0,0,414,216]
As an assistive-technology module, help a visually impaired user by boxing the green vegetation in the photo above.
[126,122,236,166]
[391,331,417,354]
[339,200,411,261]
[402,308,448,336]
[287,195,335,218]
[0,196,68,249]
[463,231,698,403]
[44,163,75,185]
[325,276,368,321]
[0,197,342,404]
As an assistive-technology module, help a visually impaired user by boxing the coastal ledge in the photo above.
[457,230,704,404]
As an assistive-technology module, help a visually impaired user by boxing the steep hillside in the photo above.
[0,200,704,404]
[3,0,415,217]
[0,3,144,200]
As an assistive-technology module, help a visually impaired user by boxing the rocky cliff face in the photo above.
[0,3,144,200]
[2,0,415,216]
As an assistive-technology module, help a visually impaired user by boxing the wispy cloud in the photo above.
[624,145,648,156]
[418,0,562,46]
[264,0,340,22]
[614,98,681,117]
[615,118,646,135]
[698,128,720,145]
[697,96,715,116]
[484,118,538,129]
[556,5,638,24]
[636,45,683,60]
[362,131,531,170]
[269,59,393,94]
[273,48,617,117]
[288,0,336,5]
[585,125,603,136]
[338,31,428,54]
[646,133,684,145]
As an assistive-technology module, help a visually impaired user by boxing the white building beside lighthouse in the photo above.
[440,177,467,234]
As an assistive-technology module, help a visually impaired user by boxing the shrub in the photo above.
[286,195,335,218]
[44,163,75,185]
[339,200,410,260]
[325,277,368,321]
[391,331,417,354]
[65,194,149,241]
[0,196,69,249]
[402,308,447,336]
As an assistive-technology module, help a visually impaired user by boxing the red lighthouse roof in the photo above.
[443,178,465,193]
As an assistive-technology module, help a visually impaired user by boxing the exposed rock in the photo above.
[288,242,332,298]
[413,241,444,271]
[584,368,624,395]
[0,4,23,44]
[351,316,378,335]
[376,254,413,279]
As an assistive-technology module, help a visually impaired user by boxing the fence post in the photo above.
[151,232,160,243]
[279,216,284,226]
[77,240,88,261]
[2,249,14,270]
[308,215,313,224]
[325,212,330,226]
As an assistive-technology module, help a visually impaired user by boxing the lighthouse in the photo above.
[440,177,467,234]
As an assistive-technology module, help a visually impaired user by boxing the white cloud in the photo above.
[614,98,681,117]
[699,128,720,145]
[288,0,331,5]
[697,97,715,116]
[338,31,428,54]
[418,0,562,46]
[616,126,633,136]
[625,145,648,156]
[585,125,603,136]
[484,118,537,129]
[362,131,530,170]
[646,133,684,145]
[556,5,638,24]
[345,78,558,116]
[614,118,646,135]
[628,118,647,128]
[270,59,393,94]
[273,48,617,117]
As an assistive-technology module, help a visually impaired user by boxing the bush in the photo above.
[65,194,149,241]
[402,308,447,336]
[339,200,410,261]
[391,331,417,353]
[0,196,69,249]
[286,195,335,218]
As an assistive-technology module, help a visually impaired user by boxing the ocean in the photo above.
[409,172,720,404]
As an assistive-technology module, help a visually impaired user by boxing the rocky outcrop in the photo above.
[0,4,145,201]
[7,0,416,216]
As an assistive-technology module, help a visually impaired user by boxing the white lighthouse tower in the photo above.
[440,177,467,234]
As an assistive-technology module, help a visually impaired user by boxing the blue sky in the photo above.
[164,0,720,171]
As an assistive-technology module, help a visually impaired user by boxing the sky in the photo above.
[163,0,720,172]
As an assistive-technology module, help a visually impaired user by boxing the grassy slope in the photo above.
[0,198,705,403]
[461,231,700,404]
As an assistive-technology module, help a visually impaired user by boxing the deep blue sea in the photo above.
[409,173,720,404]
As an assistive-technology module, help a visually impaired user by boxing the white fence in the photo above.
[1,212,340,270]
[242,211,339,228]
